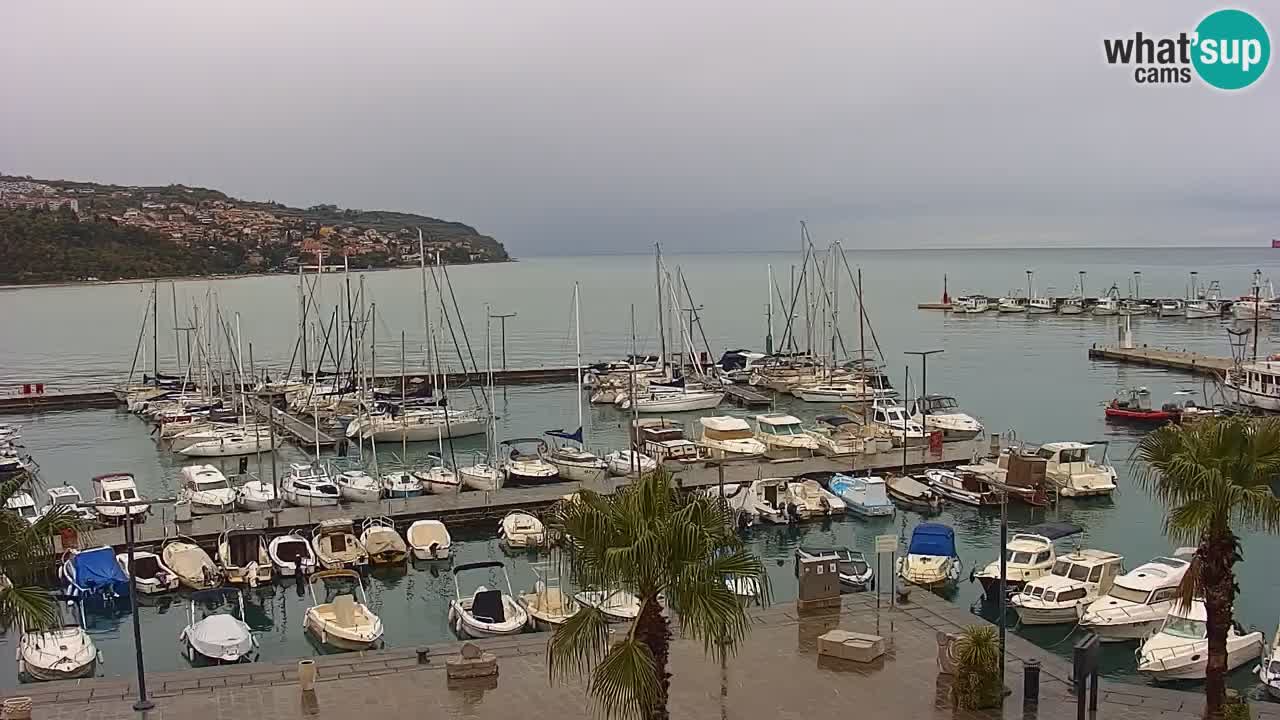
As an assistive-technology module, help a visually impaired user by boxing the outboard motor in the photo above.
[238,457,249,475]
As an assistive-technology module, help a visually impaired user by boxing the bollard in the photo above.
[1023,659,1040,705]
[297,659,317,691]
[417,647,431,665]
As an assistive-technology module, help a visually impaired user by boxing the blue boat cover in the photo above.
[908,523,957,558]
[70,547,129,595]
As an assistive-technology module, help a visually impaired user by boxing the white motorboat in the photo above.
[218,529,273,587]
[795,546,874,590]
[633,418,701,464]
[954,296,990,313]
[5,490,38,524]
[808,415,871,457]
[407,519,452,561]
[910,395,983,442]
[1157,299,1186,318]
[1033,442,1118,497]
[1010,549,1124,625]
[1080,552,1194,642]
[281,463,341,507]
[334,468,381,503]
[744,478,793,524]
[312,518,368,570]
[886,474,944,514]
[1231,298,1274,321]
[381,469,424,498]
[792,383,877,404]
[789,479,846,519]
[997,297,1025,313]
[870,402,926,447]
[180,589,257,663]
[500,438,560,486]
[897,523,962,589]
[575,588,642,623]
[236,477,277,511]
[543,444,609,483]
[91,473,149,523]
[304,569,385,651]
[498,511,545,550]
[360,516,408,565]
[458,451,504,491]
[752,413,818,458]
[415,455,463,494]
[1259,625,1280,700]
[1137,600,1264,681]
[162,539,223,590]
[448,561,530,638]
[973,523,1083,601]
[344,407,487,442]
[178,465,236,515]
[18,598,100,681]
[922,468,999,507]
[519,575,581,631]
[604,449,658,477]
[268,533,316,577]
[116,549,179,594]
[630,389,725,414]
[828,474,893,517]
[698,416,767,459]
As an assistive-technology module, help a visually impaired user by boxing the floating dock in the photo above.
[916,303,953,310]
[245,397,337,447]
[1087,344,1232,377]
[0,391,118,414]
[723,385,772,409]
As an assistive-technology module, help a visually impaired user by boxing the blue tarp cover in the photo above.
[908,523,957,557]
[72,547,128,592]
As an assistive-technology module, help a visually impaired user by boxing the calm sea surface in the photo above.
[2,248,1279,692]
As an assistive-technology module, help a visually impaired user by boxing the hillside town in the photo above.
[0,177,508,271]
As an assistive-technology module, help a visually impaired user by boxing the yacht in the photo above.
[236,477,277,511]
[178,465,236,515]
[1034,442,1118,497]
[334,467,381,503]
[604,449,658,477]
[628,388,726,414]
[752,413,818,459]
[922,468,1000,507]
[910,395,983,442]
[807,414,868,457]
[897,523,962,589]
[281,463,341,507]
[500,438,560,485]
[973,523,1083,601]
[1137,600,1264,681]
[91,473,149,523]
[1225,360,1280,413]
[1010,549,1124,625]
[870,402,926,447]
[697,416,767,459]
[457,449,503,491]
[1080,552,1194,642]
[1260,627,1280,700]
[175,427,283,457]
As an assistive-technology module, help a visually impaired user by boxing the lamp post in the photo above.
[80,496,175,711]
[487,312,517,372]
[905,349,944,440]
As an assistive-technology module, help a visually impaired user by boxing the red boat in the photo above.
[1104,387,1180,424]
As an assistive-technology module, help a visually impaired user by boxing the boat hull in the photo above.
[1083,619,1163,643]
[1011,604,1082,626]
[633,393,725,413]
[282,491,340,508]
[304,617,382,651]
[459,467,502,491]
[19,657,98,682]
[548,459,608,484]
[338,485,381,503]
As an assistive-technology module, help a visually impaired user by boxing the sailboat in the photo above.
[459,306,504,491]
[543,284,609,483]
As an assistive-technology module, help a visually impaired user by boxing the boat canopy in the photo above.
[452,560,507,574]
[1024,522,1084,542]
[68,547,130,596]
[907,523,957,558]
[815,415,855,427]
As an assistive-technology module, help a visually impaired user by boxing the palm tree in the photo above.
[0,475,86,633]
[547,470,767,720]
[1134,416,1280,719]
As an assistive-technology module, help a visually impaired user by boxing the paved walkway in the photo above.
[6,592,1270,720]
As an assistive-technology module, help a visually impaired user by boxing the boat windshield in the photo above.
[1107,583,1151,604]
[196,478,228,490]
[762,423,803,435]
[1067,564,1091,582]
[928,397,959,411]
[1162,615,1207,640]
[1005,550,1034,565]
[1051,560,1070,576]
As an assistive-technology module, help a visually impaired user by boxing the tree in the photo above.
[1134,417,1280,720]
[0,475,87,632]
[547,471,767,720]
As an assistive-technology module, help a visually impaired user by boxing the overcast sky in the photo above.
[3,1,1277,253]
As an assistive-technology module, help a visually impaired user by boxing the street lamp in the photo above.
[904,349,944,440]
[487,311,517,372]
[79,496,175,711]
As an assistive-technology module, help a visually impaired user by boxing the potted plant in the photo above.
[951,625,1002,710]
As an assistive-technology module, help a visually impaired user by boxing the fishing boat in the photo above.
[921,468,1000,507]
[697,416,767,459]
[996,297,1025,313]
[380,468,424,498]
[116,549,179,594]
[1259,626,1280,700]
[1137,600,1264,681]
[334,467,381,503]
[1027,297,1055,314]
[910,395,983,442]
[807,414,868,457]
[972,523,1083,601]
[1080,552,1194,642]
[1224,360,1280,413]
[180,589,257,663]
[1059,297,1086,315]
[281,463,341,507]
[407,519,452,561]
[870,402,926,447]
[1119,299,1149,316]
[752,413,818,459]
[162,539,223,590]
[575,588,642,623]
[955,296,990,313]
[217,529,272,587]
[236,477,277,511]
[304,570,385,651]
[604,449,658,477]
[1104,387,1179,424]
[17,596,100,681]
[60,546,130,605]
[311,518,369,570]
[795,546,874,591]
[268,533,316,577]
[897,523,962,590]
[1156,299,1185,318]
[178,465,236,515]
[498,511,545,550]
[360,517,408,565]
[885,475,943,514]
[1092,294,1120,316]
[91,473,149,523]
[500,438,560,486]
[828,474,894,517]
[519,569,581,631]
[415,455,464,494]
[1033,442,1118,498]
[448,561,530,638]
[1010,549,1124,625]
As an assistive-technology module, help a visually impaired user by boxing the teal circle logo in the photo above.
[1193,9,1270,90]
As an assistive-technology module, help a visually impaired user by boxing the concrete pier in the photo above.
[1087,344,1232,376]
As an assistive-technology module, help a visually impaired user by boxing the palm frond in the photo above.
[588,637,661,720]
[548,605,612,684]
[0,585,58,634]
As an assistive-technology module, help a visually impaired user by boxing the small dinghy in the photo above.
[180,588,257,663]
[17,596,101,682]
[1137,599,1264,681]
[829,474,894,517]
[796,546,874,591]
[61,546,130,605]
[360,517,408,565]
[406,520,452,561]
[312,518,368,570]
[116,549,179,594]
[218,529,273,587]
[304,570,384,651]
[268,533,316,577]
[575,588,642,623]
[886,475,944,514]
[448,561,529,639]
[604,449,657,477]
[162,538,223,590]
[518,567,580,631]
[335,468,381,503]
[498,511,545,551]
[236,477,277,511]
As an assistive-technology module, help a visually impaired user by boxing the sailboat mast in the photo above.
[401,330,408,459]
[298,263,308,376]
[574,283,584,444]
[235,312,245,424]
[152,281,159,381]
[655,243,666,375]
[629,303,639,475]
[418,229,432,375]
[171,282,181,374]
[370,302,379,477]
[766,264,774,354]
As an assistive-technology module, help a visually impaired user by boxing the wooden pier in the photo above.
[1087,344,1232,377]
[723,385,772,409]
[76,439,982,551]
[0,391,118,415]
[246,397,337,447]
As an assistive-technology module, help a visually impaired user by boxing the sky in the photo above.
[2,1,1278,254]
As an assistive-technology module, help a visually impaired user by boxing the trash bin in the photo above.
[175,501,192,523]
[1023,659,1040,704]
